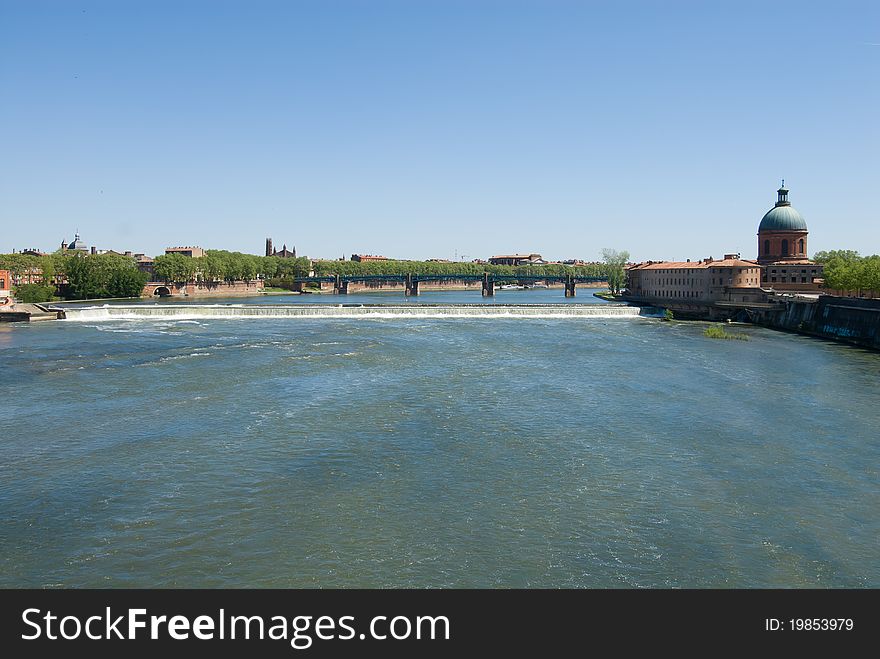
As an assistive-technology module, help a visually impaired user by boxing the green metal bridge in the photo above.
[293,273,606,297]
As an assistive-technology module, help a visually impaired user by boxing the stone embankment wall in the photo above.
[142,280,264,297]
[752,295,880,350]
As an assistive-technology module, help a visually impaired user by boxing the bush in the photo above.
[704,324,749,340]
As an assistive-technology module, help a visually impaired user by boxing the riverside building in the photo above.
[625,255,765,305]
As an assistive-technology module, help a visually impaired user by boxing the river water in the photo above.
[1,290,878,587]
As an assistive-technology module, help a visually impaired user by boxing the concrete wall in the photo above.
[752,295,880,350]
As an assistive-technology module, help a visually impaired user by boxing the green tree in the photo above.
[107,266,149,297]
[813,250,880,295]
[154,253,197,283]
[63,253,148,299]
[601,248,630,295]
[13,283,56,303]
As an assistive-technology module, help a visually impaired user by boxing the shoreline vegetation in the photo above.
[704,323,750,341]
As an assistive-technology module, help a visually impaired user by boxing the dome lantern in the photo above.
[776,180,790,207]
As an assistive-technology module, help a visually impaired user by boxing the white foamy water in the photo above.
[61,303,652,321]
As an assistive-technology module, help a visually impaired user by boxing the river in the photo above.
[1,290,878,587]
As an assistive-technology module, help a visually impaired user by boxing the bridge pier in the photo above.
[404,274,420,296]
[482,273,494,297]
[333,275,350,294]
[565,276,576,297]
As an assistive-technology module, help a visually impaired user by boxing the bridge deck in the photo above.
[296,274,605,284]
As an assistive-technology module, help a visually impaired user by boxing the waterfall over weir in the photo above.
[61,303,653,321]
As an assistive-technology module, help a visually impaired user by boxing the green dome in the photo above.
[759,205,807,232]
[759,184,807,232]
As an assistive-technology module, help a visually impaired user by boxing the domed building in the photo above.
[756,182,822,290]
[61,232,89,253]
[757,182,808,264]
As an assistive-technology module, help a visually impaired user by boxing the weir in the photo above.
[61,304,653,321]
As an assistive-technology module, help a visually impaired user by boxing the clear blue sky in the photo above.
[1,0,877,262]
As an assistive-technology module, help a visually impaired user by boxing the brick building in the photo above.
[756,183,822,291]
[626,255,765,304]
[265,238,297,258]
[0,269,11,297]
[165,246,206,258]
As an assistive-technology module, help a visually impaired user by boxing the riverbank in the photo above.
[622,294,880,352]
[592,291,623,302]
[750,295,880,351]
[0,303,63,322]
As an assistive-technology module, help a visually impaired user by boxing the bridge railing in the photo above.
[292,273,606,284]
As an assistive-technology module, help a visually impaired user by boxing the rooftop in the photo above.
[628,256,762,271]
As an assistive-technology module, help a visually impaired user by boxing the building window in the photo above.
[798,238,804,254]
[781,239,789,256]
[801,277,807,283]
[771,277,776,282]
[764,239,770,255]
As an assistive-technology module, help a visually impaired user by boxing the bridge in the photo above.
[293,273,605,297]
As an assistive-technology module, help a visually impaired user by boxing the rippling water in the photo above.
[1,292,878,587]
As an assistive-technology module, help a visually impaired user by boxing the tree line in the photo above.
[0,252,149,301]
[813,250,880,295]
[152,251,311,283]
[153,251,621,284]
[310,258,613,280]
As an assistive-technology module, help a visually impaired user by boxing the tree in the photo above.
[153,253,196,283]
[14,283,56,303]
[601,248,630,295]
[813,250,880,295]
[63,253,148,299]
[107,266,149,298]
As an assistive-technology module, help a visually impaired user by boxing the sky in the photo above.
[1,0,878,262]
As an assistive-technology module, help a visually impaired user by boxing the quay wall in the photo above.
[622,293,880,350]
[142,280,265,298]
[750,296,880,350]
